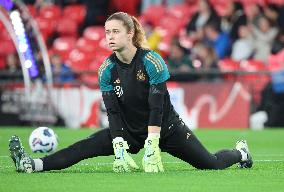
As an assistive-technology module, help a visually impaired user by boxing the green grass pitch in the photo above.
[0,127,284,192]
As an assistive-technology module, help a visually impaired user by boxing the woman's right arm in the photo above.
[98,59,123,139]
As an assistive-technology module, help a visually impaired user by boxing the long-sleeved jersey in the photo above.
[98,48,180,140]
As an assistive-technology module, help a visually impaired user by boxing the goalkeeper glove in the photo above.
[112,137,139,173]
[142,136,164,173]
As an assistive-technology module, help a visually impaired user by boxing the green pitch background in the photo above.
[0,127,284,192]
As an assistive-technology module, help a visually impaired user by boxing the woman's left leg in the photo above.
[160,124,242,170]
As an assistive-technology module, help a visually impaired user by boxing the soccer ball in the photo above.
[29,127,58,153]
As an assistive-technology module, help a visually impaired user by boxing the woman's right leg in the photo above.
[42,128,114,171]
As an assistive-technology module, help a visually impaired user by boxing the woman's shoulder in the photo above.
[140,48,162,60]
[98,54,116,77]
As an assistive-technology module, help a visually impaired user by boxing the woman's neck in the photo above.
[115,45,137,64]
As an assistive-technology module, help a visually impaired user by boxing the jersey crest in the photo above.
[136,70,146,81]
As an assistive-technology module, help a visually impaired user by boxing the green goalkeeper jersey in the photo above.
[99,48,179,140]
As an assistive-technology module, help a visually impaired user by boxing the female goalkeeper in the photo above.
[9,12,252,173]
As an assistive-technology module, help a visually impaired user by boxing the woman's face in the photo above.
[170,44,184,59]
[258,17,270,33]
[105,19,133,52]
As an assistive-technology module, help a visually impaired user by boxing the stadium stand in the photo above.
[1,0,284,103]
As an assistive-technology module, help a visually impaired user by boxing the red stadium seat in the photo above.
[0,40,16,56]
[0,29,12,41]
[67,49,93,72]
[35,17,57,38]
[167,4,196,25]
[81,52,111,86]
[218,59,240,80]
[56,18,78,37]
[0,56,5,70]
[97,38,113,53]
[63,5,86,25]
[26,5,37,18]
[268,54,281,71]
[158,16,185,36]
[0,21,3,31]
[53,37,77,60]
[76,37,97,53]
[39,5,61,20]
[81,74,98,86]
[89,52,111,72]
[239,59,268,82]
[268,0,284,5]
[240,60,267,72]
[268,49,284,71]
[142,5,166,26]
[83,26,105,44]
[214,4,230,17]
[218,59,240,71]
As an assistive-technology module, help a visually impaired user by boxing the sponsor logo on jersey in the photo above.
[114,78,123,97]
[114,78,120,84]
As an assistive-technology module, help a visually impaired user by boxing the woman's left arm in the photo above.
[143,51,170,173]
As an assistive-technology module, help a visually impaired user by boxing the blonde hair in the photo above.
[106,12,149,49]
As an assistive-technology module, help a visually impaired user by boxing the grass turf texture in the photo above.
[0,127,284,192]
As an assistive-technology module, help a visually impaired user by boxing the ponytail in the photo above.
[131,16,149,49]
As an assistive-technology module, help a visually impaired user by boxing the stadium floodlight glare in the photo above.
[19,43,28,53]
[24,60,32,68]
[9,10,38,78]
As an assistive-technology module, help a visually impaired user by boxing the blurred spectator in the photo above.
[186,0,220,42]
[143,21,162,52]
[23,0,54,6]
[221,1,247,42]
[252,16,278,63]
[231,25,254,61]
[0,53,22,81]
[246,4,263,26]
[28,0,58,8]
[192,42,220,81]
[204,21,231,59]
[5,53,21,74]
[278,5,284,30]
[263,4,280,26]
[55,0,83,7]
[271,29,284,54]
[23,0,37,4]
[81,0,110,28]
[167,37,193,73]
[50,54,75,83]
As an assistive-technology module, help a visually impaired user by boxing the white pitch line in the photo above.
[254,154,284,157]
[80,159,284,166]
[1,160,283,170]
[255,160,284,162]
[0,156,284,163]
[1,154,283,158]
